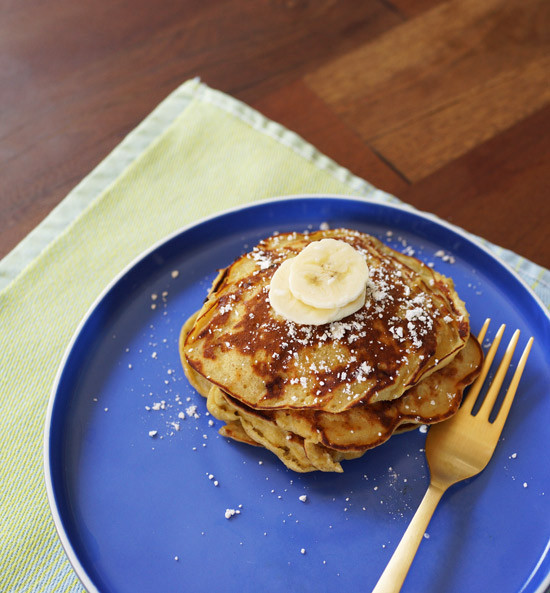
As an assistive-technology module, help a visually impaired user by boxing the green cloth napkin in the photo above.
[1,78,548,593]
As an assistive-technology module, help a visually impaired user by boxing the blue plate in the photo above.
[45,196,550,593]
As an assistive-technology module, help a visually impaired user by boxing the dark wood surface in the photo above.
[2,0,549,268]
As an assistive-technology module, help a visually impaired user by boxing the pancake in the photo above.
[179,312,483,473]
[207,334,482,452]
[184,229,470,413]
[181,336,481,472]
[206,383,363,473]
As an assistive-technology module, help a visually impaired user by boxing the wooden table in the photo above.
[2,0,549,268]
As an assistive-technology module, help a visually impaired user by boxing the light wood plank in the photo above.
[372,55,550,180]
[306,0,550,180]
[401,105,550,268]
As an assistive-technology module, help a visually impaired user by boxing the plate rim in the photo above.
[43,194,550,593]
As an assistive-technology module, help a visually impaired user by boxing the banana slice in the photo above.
[269,255,366,326]
[289,239,369,309]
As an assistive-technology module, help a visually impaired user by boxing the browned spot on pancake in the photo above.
[264,376,285,400]
[209,267,229,297]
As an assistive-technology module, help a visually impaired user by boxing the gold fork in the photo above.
[372,319,534,593]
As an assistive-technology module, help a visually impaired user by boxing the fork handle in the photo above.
[372,483,445,593]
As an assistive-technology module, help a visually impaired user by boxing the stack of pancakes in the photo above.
[179,229,482,472]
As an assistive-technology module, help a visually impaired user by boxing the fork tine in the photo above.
[476,317,491,345]
[491,337,534,429]
[477,329,520,421]
[462,323,506,415]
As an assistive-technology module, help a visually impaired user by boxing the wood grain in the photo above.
[0,0,401,259]
[306,0,550,180]
[401,105,550,267]
[1,0,549,268]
